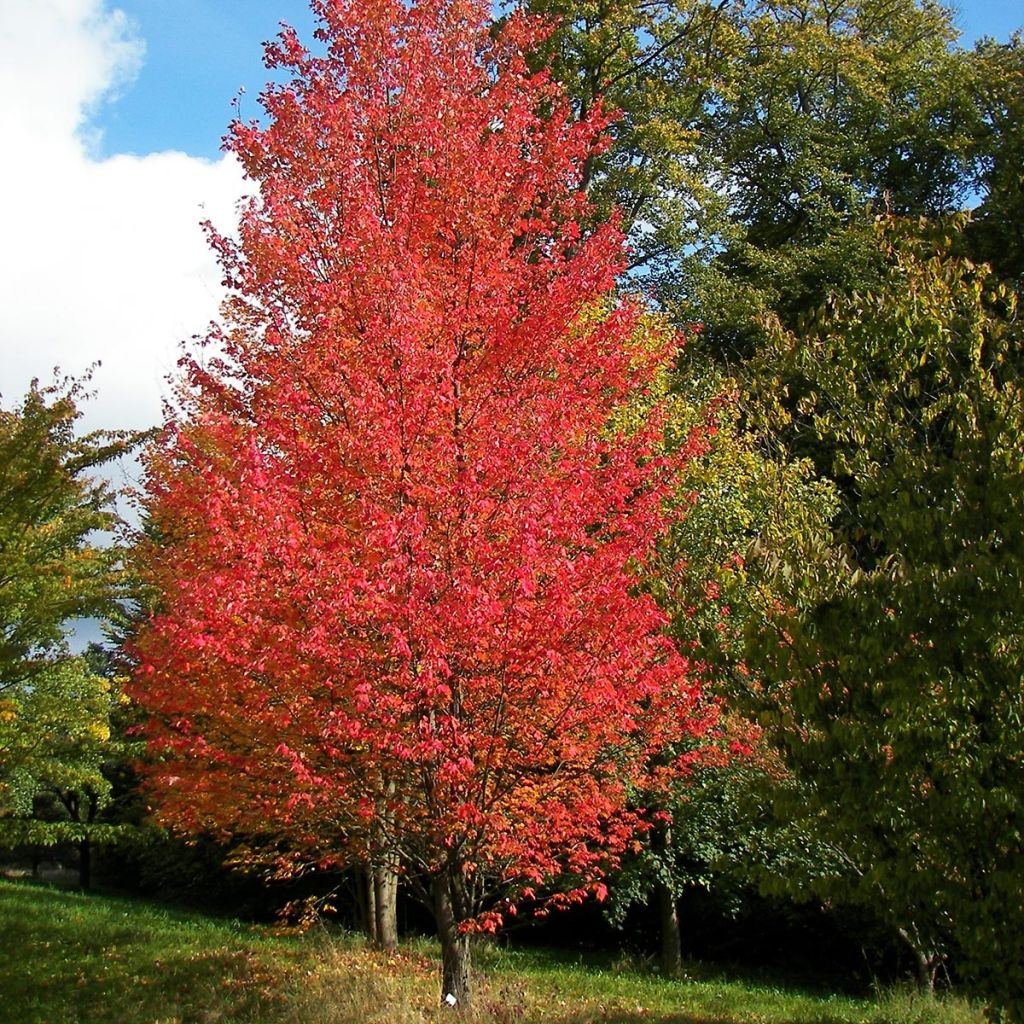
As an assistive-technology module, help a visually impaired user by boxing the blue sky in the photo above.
[95,1,318,159]
[954,0,1024,43]
[957,1,1024,44]
[96,0,1023,162]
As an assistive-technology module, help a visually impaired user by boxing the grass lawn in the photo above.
[0,879,985,1024]
[0,878,300,1023]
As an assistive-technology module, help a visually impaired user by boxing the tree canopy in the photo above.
[0,378,133,865]
[748,220,1024,1017]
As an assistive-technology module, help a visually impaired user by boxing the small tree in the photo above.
[0,378,134,874]
[601,320,837,974]
[133,0,715,1007]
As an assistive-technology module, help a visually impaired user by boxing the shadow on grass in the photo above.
[1,881,287,1024]
[490,942,858,997]
[471,942,991,1024]
[541,1015,754,1024]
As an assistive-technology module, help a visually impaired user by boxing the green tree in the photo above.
[522,0,733,276]
[748,220,1024,1018]
[0,652,133,888]
[526,0,977,340]
[0,378,135,880]
[526,3,1020,1007]
[0,379,126,687]
[967,33,1024,282]
[606,316,838,974]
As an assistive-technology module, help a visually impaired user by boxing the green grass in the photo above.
[0,879,303,1023]
[0,879,986,1024]
[466,944,985,1024]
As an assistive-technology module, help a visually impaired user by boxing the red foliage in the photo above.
[132,0,715,930]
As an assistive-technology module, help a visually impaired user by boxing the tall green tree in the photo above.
[525,0,977,341]
[0,379,126,688]
[967,33,1024,282]
[0,378,135,877]
[748,220,1024,1019]
[526,2,1020,1009]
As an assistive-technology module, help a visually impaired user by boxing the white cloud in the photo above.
[0,0,245,432]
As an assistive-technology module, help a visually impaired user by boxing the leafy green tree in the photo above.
[0,378,135,880]
[526,3,1020,1007]
[747,220,1024,1018]
[606,316,838,973]
[526,0,977,341]
[967,33,1024,282]
[522,0,733,276]
[0,379,126,688]
[0,653,133,888]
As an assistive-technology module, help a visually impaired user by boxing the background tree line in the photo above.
[525,2,1022,1014]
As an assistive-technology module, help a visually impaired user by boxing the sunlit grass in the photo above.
[470,943,985,1024]
[0,879,299,1023]
[0,879,986,1024]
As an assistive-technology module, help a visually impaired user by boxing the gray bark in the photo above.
[657,879,682,976]
[374,861,399,949]
[433,874,472,1010]
[365,862,379,946]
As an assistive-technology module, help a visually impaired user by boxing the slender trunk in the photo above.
[365,862,379,946]
[657,880,682,976]
[78,837,91,890]
[432,874,472,1010]
[656,820,682,976]
[917,950,933,991]
[368,780,399,949]
[374,861,399,950]
[914,949,936,995]
[897,926,936,994]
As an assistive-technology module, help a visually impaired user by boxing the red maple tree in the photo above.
[132,0,715,1004]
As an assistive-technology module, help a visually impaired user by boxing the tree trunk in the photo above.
[368,781,399,949]
[355,864,372,941]
[657,879,682,976]
[433,874,472,1010]
[374,861,399,950]
[916,951,936,995]
[365,862,379,946]
[78,837,92,890]
[898,926,936,994]
[656,819,682,976]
